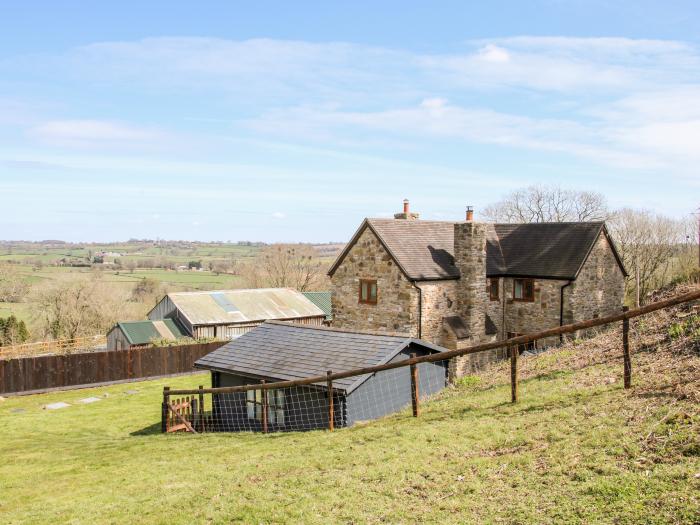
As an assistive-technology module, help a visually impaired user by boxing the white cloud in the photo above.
[476,44,510,63]
[30,120,167,149]
[9,35,700,179]
[272,212,286,219]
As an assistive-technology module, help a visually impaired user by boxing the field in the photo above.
[1,315,698,524]
[0,240,341,340]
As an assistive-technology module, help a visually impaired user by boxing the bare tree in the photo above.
[607,209,682,304]
[0,264,30,303]
[240,244,327,291]
[483,185,611,223]
[33,277,143,340]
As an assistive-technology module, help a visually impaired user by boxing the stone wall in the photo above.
[502,277,570,347]
[568,232,625,333]
[415,279,459,344]
[485,277,506,339]
[446,333,504,379]
[330,226,419,335]
[453,222,487,339]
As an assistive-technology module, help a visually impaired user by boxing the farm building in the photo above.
[106,319,187,350]
[147,288,326,340]
[194,321,449,432]
[301,291,333,323]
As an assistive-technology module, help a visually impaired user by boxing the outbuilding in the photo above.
[106,319,187,350]
[147,288,326,340]
[194,321,449,432]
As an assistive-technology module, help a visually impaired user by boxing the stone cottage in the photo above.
[328,201,627,375]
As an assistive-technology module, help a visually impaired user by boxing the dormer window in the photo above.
[359,279,378,304]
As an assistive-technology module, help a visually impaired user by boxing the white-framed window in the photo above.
[246,389,285,425]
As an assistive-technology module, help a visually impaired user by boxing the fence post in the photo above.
[191,396,198,431]
[327,370,334,431]
[622,306,631,389]
[510,346,519,403]
[198,385,205,432]
[161,386,170,433]
[410,353,419,417]
[261,380,268,433]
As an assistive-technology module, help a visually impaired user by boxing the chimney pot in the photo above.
[394,198,420,220]
[466,206,474,222]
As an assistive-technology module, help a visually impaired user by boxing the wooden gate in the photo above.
[165,396,198,433]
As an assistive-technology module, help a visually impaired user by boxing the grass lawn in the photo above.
[1,334,698,524]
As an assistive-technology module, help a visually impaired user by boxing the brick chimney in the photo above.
[453,219,487,342]
[394,198,420,220]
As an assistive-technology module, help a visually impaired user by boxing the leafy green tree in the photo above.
[0,315,30,346]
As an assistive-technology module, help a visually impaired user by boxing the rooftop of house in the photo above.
[329,213,626,281]
[194,320,447,393]
[151,288,326,326]
[111,319,187,345]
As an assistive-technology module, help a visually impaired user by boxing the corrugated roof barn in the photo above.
[147,288,326,340]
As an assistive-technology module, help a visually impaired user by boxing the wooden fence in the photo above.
[0,335,107,359]
[0,341,224,395]
[163,288,700,433]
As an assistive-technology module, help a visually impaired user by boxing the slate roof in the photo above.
[194,321,447,393]
[486,222,617,279]
[114,319,187,345]
[154,288,325,326]
[301,291,333,320]
[328,219,625,281]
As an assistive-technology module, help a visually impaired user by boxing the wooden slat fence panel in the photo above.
[0,342,224,395]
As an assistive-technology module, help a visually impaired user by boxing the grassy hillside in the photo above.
[1,300,698,524]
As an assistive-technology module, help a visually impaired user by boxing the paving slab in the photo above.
[44,402,70,410]
[78,397,101,404]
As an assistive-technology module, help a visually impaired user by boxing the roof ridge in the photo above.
[264,320,409,338]
[168,287,297,296]
[493,221,605,226]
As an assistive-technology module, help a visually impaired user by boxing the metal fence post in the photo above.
[161,386,170,433]
[410,353,419,417]
[510,346,519,403]
[327,370,334,431]
[622,306,631,389]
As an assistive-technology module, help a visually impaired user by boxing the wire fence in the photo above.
[162,288,700,435]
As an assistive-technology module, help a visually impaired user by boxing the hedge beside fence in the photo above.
[0,342,224,395]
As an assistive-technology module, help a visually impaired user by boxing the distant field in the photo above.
[0,240,340,341]
[0,301,33,326]
[105,269,243,288]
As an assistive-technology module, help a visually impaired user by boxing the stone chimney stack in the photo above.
[453,220,487,342]
[394,198,420,220]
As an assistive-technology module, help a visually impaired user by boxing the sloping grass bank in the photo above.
[1,303,698,524]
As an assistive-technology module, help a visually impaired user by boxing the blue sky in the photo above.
[1,1,699,242]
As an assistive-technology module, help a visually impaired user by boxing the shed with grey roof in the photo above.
[194,321,449,431]
[147,288,326,340]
